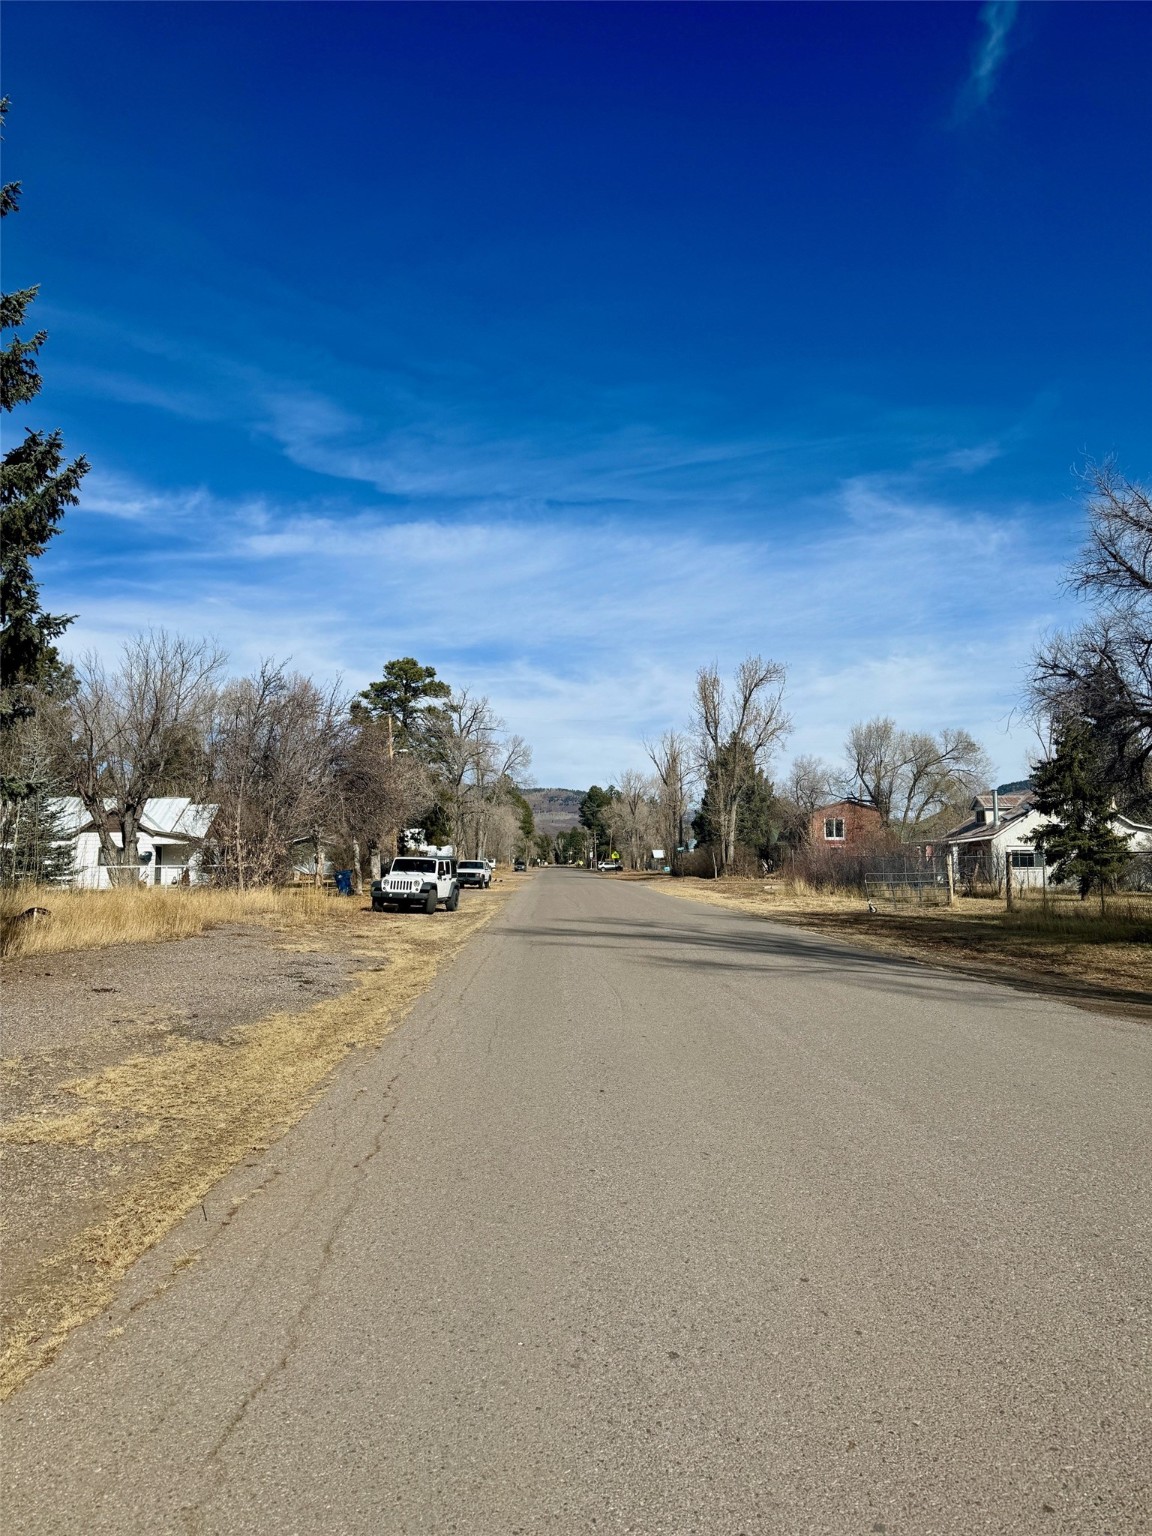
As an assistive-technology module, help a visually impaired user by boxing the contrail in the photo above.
[962,0,1019,110]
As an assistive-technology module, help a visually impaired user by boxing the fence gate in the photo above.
[864,854,952,908]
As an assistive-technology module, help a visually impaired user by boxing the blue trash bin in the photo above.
[334,870,353,896]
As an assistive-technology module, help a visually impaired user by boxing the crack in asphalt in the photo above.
[190,1069,403,1500]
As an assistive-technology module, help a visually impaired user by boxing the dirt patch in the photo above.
[1,921,367,1057]
[648,875,1152,1020]
[0,887,513,1398]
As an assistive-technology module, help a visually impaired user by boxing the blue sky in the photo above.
[5,2,1150,786]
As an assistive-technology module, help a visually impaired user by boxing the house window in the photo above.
[824,817,845,841]
[1009,850,1036,869]
[98,848,146,869]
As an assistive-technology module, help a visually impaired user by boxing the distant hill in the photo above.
[523,788,584,835]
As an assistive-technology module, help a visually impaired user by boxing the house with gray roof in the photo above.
[944,787,1152,891]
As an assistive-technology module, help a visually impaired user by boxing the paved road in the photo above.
[3,870,1149,1534]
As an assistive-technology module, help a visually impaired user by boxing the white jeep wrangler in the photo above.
[371,855,460,914]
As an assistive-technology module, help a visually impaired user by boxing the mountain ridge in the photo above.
[523,787,584,834]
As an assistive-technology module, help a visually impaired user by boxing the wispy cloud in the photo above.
[959,0,1020,114]
[58,466,1078,787]
[76,470,262,526]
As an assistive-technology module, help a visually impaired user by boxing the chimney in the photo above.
[992,789,1000,827]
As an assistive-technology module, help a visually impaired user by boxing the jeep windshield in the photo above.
[458,861,486,870]
[389,858,437,874]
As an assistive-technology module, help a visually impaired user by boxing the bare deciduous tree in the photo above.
[482,801,523,864]
[778,754,838,844]
[1032,460,1152,814]
[208,661,346,888]
[53,631,224,883]
[845,717,990,837]
[645,730,692,871]
[614,768,659,869]
[1071,459,1152,599]
[428,690,531,856]
[332,718,431,892]
[787,754,836,815]
[692,656,790,872]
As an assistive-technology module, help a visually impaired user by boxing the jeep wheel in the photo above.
[446,885,460,912]
[371,898,384,912]
[424,888,438,915]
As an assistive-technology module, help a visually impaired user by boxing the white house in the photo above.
[944,790,1152,890]
[54,797,218,888]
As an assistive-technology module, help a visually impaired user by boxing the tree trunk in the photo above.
[74,788,119,887]
[722,801,739,874]
[234,804,245,892]
[91,823,123,885]
[314,831,324,888]
[352,838,363,896]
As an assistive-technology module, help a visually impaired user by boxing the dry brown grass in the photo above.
[0,882,332,959]
[650,875,1152,1005]
[0,887,515,1398]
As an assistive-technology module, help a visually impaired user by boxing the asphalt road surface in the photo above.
[4,870,1149,1535]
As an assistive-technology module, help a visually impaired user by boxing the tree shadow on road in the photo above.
[501,913,1150,1021]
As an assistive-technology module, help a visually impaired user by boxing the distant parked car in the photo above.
[513,858,527,871]
[598,860,622,871]
[457,859,491,889]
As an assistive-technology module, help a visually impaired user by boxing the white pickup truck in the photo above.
[371,855,460,914]
[456,859,492,889]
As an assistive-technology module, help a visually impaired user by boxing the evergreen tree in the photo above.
[556,826,588,864]
[352,657,451,749]
[1,98,88,742]
[414,798,452,850]
[693,739,779,859]
[1030,719,1132,909]
[578,784,617,851]
[0,782,74,885]
[507,786,535,847]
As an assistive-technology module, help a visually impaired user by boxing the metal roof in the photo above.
[971,792,1034,812]
[45,797,217,839]
[945,805,1038,844]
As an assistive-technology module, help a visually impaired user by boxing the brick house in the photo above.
[808,797,884,849]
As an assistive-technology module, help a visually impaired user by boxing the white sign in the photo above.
[651,849,665,860]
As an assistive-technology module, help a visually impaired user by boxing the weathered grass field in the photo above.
[0,881,521,1398]
[0,882,331,959]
